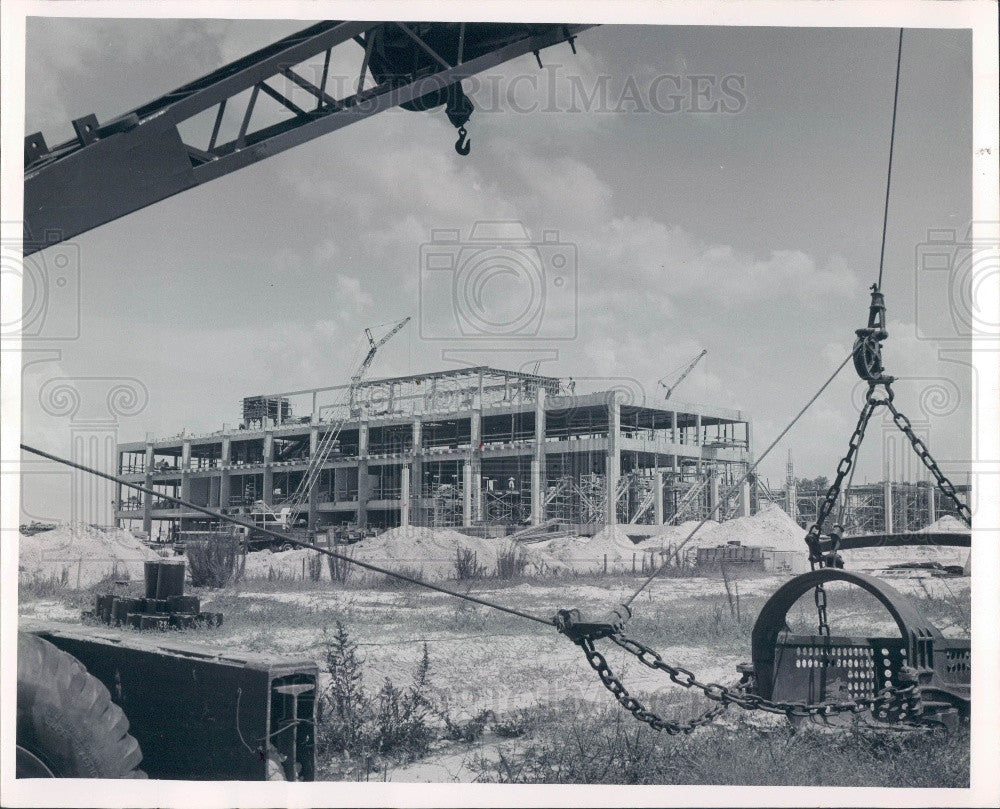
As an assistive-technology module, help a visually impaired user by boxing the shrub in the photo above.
[185,535,245,588]
[454,547,484,581]
[307,552,324,582]
[494,542,528,580]
[326,547,354,585]
[317,622,435,773]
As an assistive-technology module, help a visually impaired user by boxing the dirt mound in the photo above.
[243,527,566,582]
[638,504,807,555]
[536,526,640,573]
[18,523,163,587]
[920,515,968,533]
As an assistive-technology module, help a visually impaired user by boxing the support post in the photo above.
[463,462,473,527]
[606,391,620,527]
[926,484,936,527]
[739,480,751,518]
[708,468,720,515]
[532,387,546,525]
[653,470,664,525]
[400,464,411,527]
[530,458,542,525]
[884,479,894,533]
[142,442,154,535]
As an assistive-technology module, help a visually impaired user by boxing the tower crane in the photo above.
[286,316,411,523]
[352,316,412,388]
[657,349,707,401]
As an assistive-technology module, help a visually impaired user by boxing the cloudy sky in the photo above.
[19,18,974,521]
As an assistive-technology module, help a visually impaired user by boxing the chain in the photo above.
[803,391,881,635]
[596,633,921,722]
[804,394,882,565]
[885,398,973,527]
[578,637,729,734]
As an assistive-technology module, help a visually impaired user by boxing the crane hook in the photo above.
[454,126,471,156]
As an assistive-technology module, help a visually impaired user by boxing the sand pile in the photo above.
[921,515,968,533]
[536,526,643,573]
[18,523,163,587]
[842,513,970,570]
[638,504,808,556]
[243,547,316,579]
[243,527,567,582]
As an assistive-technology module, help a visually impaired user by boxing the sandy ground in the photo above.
[18,527,970,783]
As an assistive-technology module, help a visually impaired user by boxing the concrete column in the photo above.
[530,458,542,525]
[262,430,275,504]
[181,440,192,470]
[653,470,664,525]
[142,443,154,535]
[926,485,936,526]
[308,479,318,530]
[606,391,620,527]
[470,409,481,449]
[221,434,231,465]
[358,421,369,457]
[412,417,422,452]
[311,391,319,424]
[310,426,319,457]
[462,462,473,527]
[671,411,678,445]
[219,470,231,512]
[472,466,482,523]
[400,464,411,527]
[695,414,702,445]
[470,409,482,523]
[884,480,894,533]
[708,469,720,515]
[357,461,369,530]
[739,481,752,517]
[532,388,546,525]
[410,417,423,526]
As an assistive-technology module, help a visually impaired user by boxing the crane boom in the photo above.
[23,21,593,254]
[659,349,707,400]
[352,316,411,386]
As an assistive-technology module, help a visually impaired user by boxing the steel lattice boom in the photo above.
[23,21,593,254]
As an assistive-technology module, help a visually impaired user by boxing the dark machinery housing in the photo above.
[17,625,317,780]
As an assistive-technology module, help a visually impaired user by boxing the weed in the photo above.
[326,547,354,584]
[494,543,528,580]
[186,535,245,588]
[455,548,485,581]
[468,706,969,786]
[317,622,435,777]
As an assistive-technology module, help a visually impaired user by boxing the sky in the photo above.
[18,18,975,522]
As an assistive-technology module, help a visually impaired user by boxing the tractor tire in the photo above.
[16,632,146,778]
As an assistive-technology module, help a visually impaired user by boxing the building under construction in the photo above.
[115,367,752,538]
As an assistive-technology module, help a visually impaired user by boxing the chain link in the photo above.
[585,633,922,725]
[804,395,881,564]
[885,398,973,527]
[578,636,730,734]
